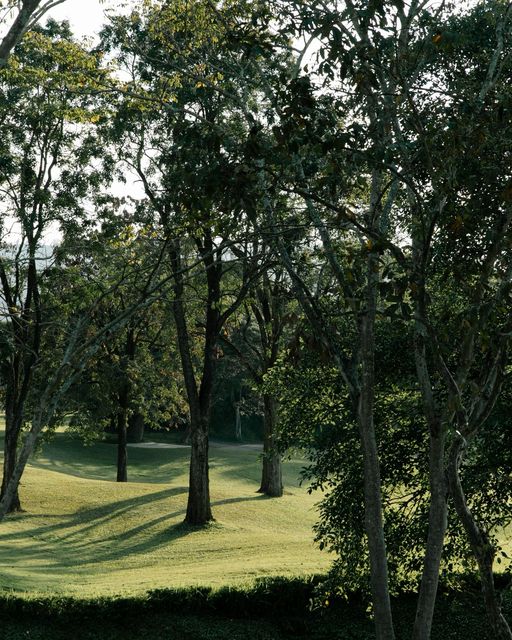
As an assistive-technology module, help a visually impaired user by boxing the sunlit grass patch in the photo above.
[0,430,329,596]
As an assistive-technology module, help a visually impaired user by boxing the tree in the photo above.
[395,5,512,636]
[264,2,512,637]
[0,21,108,511]
[102,0,275,524]
[0,0,69,69]
[0,246,169,521]
[222,257,294,497]
[62,224,185,481]
[240,50,398,640]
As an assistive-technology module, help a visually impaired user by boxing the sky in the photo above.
[0,1,137,246]
[45,0,128,39]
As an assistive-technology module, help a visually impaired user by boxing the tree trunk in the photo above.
[172,281,214,525]
[1,411,22,513]
[234,402,242,441]
[448,439,512,640]
[0,426,39,521]
[172,282,214,525]
[127,411,145,443]
[411,218,451,640]
[116,327,136,482]
[357,249,395,640]
[1,386,23,513]
[185,419,213,524]
[412,430,448,640]
[116,390,128,483]
[170,238,219,526]
[258,394,283,497]
[0,0,42,69]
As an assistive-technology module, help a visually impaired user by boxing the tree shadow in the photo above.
[0,490,275,573]
[212,495,272,506]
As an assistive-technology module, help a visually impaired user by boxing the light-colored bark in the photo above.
[357,246,395,640]
[448,437,512,640]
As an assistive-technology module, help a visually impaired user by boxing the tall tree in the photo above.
[0,21,107,511]
[102,0,276,524]
[266,1,512,637]
[393,5,512,636]
[222,257,294,497]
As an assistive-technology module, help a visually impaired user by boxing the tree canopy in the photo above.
[1,2,512,639]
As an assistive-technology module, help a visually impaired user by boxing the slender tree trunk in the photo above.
[412,430,448,640]
[1,381,23,513]
[172,287,214,525]
[116,390,128,483]
[185,337,215,524]
[234,402,242,441]
[357,249,395,640]
[116,327,136,482]
[172,281,214,525]
[258,394,282,497]
[412,323,448,640]
[1,409,22,513]
[169,238,219,526]
[448,439,512,640]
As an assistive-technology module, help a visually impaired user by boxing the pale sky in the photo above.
[45,0,130,40]
[0,1,138,246]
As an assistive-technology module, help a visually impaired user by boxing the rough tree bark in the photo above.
[186,420,212,524]
[170,239,217,525]
[258,394,282,497]
[1,401,22,513]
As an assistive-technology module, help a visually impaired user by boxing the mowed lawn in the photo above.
[0,428,330,597]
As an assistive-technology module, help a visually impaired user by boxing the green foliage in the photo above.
[264,307,512,594]
[0,578,511,639]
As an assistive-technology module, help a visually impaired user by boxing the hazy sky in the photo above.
[45,0,126,39]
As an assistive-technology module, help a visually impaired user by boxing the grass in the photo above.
[0,428,330,596]
[1,425,511,638]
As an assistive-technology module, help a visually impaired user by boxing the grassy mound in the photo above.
[0,429,329,596]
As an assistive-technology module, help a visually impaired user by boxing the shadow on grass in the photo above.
[0,491,270,572]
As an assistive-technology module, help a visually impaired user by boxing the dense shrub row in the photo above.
[1,575,510,639]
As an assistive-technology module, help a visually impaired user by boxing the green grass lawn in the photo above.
[0,429,330,596]
[1,427,511,639]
